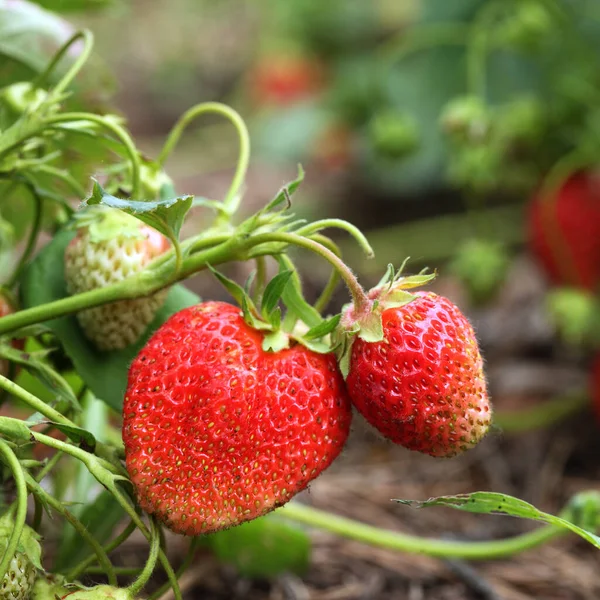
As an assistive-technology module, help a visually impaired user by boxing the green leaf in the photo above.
[0,344,81,412]
[31,0,114,13]
[261,270,293,318]
[396,491,600,550]
[304,314,341,340]
[19,228,200,411]
[0,416,33,441]
[85,180,193,241]
[209,515,311,578]
[45,421,95,449]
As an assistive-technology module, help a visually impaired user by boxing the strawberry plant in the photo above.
[1,3,600,599]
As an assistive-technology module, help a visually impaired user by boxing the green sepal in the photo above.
[84,179,193,241]
[262,330,290,353]
[277,257,322,329]
[68,204,144,243]
[261,270,293,319]
[356,311,384,343]
[207,265,259,316]
[304,314,341,341]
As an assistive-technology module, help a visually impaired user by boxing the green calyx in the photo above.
[209,262,341,355]
[0,512,43,572]
[336,262,436,377]
[68,205,146,244]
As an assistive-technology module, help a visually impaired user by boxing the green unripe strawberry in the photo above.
[0,82,49,126]
[0,515,42,600]
[368,110,419,159]
[64,206,170,351]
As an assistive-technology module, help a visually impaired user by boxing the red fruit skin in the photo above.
[528,171,600,290]
[346,292,490,458]
[123,302,352,535]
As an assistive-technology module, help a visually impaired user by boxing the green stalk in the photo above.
[127,517,161,596]
[45,112,141,198]
[32,30,94,98]
[6,177,43,288]
[67,520,137,581]
[0,441,28,581]
[25,473,117,585]
[157,102,250,216]
[279,502,565,560]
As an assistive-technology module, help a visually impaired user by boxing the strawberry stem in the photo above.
[127,517,161,597]
[279,502,565,559]
[157,102,250,223]
[0,441,27,582]
[45,112,142,198]
[33,29,95,99]
[248,232,371,314]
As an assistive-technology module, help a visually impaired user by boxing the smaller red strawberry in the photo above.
[528,171,600,290]
[123,300,352,535]
[64,206,170,351]
[250,55,324,106]
[338,269,491,458]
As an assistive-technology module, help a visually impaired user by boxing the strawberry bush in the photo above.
[1,3,600,599]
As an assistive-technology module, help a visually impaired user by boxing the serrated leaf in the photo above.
[261,270,293,318]
[85,180,193,241]
[395,491,600,550]
[0,416,33,441]
[19,228,200,411]
[209,515,311,578]
[0,344,80,412]
[44,421,95,449]
[304,314,341,341]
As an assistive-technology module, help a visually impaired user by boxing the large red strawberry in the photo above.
[123,301,352,535]
[528,171,600,290]
[339,273,490,458]
[64,206,170,351]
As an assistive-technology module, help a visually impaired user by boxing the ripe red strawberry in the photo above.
[341,287,490,458]
[528,171,600,290]
[64,207,170,351]
[250,55,324,106]
[123,301,352,535]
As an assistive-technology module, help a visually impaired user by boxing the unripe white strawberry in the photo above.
[33,578,134,600]
[64,206,170,351]
[0,515,42,600]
